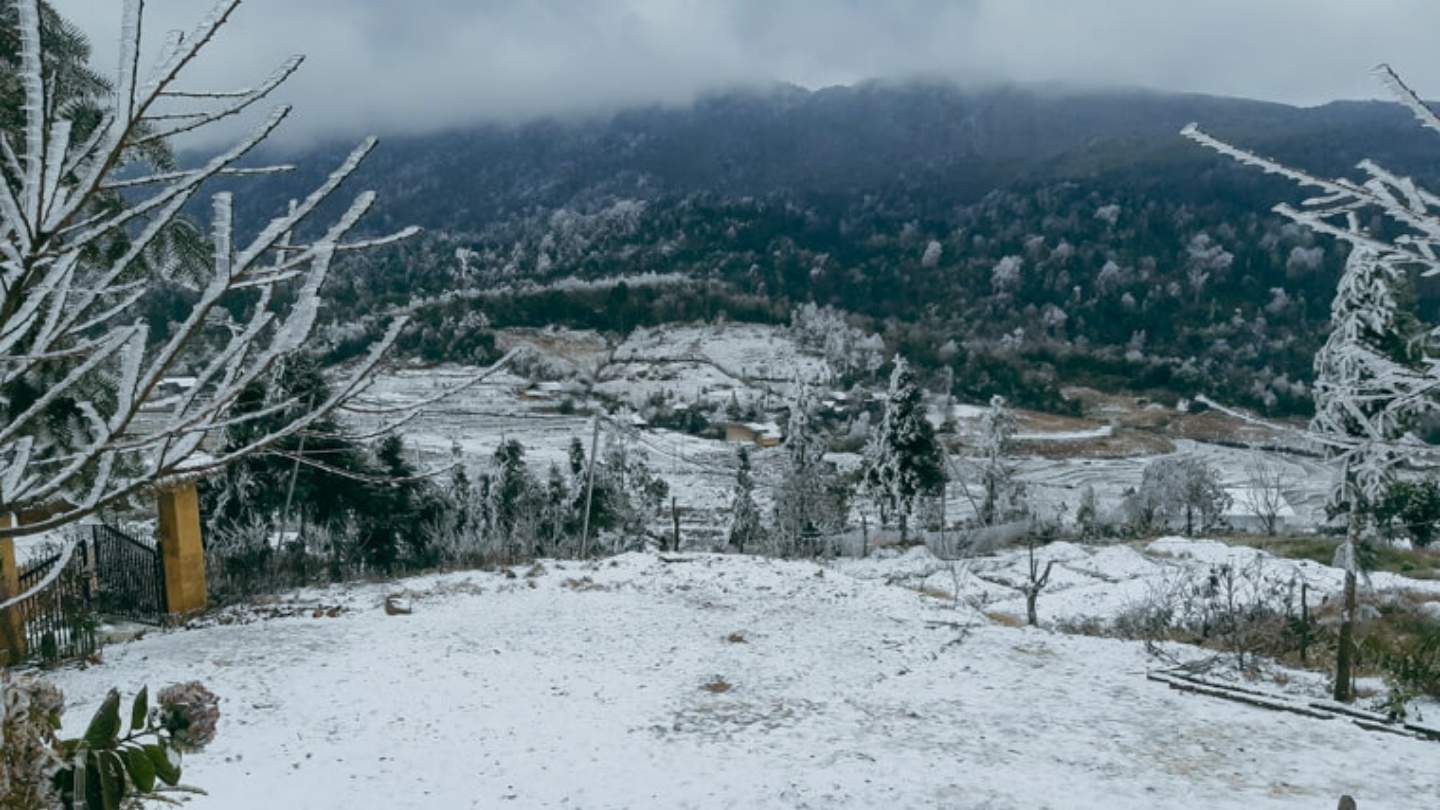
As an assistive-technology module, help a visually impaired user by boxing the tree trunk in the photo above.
[899,511,909,546]
[1334,567,1358,702]
[1026,591,1039,626]
[1334,507,1362,703]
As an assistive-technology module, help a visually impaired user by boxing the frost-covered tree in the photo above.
[1126,456,1229,536]
[1242,451,1289,536]
[1075,483,1102,539]
[1309,245,1432,700]
[990,255,1023,295]
[0,0,419,581]
[863,356,945,544]
[727,445,763,553]
[772,382,849,557]
[1185,65,1440,700]
[920,239,943,269]
[976,395,1026,526]
[789,302,885,382]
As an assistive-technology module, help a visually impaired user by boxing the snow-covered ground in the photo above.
[44,539,1440,809]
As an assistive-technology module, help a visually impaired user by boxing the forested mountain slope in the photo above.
[177,81,1440,415]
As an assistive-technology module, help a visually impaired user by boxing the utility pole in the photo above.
[579,414,602,558]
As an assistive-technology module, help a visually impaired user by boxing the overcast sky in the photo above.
[51,0,1440,147]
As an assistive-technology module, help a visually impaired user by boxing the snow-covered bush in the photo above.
[1105,556,1311,673]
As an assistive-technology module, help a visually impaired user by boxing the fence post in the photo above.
[0,513,26,663]
[157,482,207,617]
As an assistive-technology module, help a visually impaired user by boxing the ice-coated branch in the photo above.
[1183,69,1440,280]
[0,0,421,537]
[1373,64,1440,139]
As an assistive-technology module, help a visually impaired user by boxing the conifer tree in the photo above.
[773,382,847,556]
[727,446,764,553]
[1311,246,1432,699]
[863,357,945,544]
[1186,65,1440,701]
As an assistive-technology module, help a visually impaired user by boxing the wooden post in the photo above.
[157,482,207,617]
[0,513,26,664]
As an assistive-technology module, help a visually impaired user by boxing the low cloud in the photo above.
[54,0,1440,147]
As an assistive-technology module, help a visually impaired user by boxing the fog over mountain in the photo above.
[52,0,1440,146]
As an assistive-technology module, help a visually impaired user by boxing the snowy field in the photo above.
[45,538,1440,809]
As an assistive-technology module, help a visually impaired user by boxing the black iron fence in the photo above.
[14,539,97,664]
[8,523,167,665]
[90,523,167,623]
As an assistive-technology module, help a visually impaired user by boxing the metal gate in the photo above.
[89,523,167,625]
[15,539,97,664]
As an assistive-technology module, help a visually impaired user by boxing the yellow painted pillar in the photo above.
[0,513,26,664]
[157,483,207,617]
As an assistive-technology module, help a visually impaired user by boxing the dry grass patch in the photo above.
[985,610,1026,628]
[915,585,953,602]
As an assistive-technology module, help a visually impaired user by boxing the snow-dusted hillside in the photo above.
[46,540,1439,809]
[343,322,1340,546]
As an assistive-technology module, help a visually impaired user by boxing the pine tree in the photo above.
[358,435,422,571]
[728,446,764,553]
[541,462,570,556]
[773,382,847,556]
[492,439,540,558]
[1312,246,1432,700]
[863,357,945,544]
